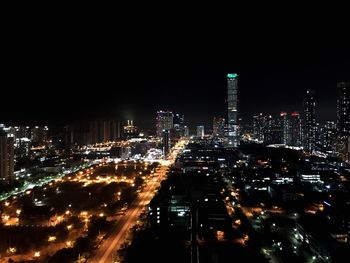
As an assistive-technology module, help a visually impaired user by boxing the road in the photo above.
[89,165,169,263]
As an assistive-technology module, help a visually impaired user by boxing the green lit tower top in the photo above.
[227,73,238,79]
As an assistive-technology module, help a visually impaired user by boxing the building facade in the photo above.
[156,111,174,137]
[226,73,239,147]
[196,126,205,138]
[335,82,350,160]
[303,90,317,152]
[213,117,225,137]
[0,126,14,185]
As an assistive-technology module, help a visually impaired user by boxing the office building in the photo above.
[303,90,317,152]
[337,82,350,134]
[31,126,49,146]
[213,117,225,137]
[184,126,189,137]
[123,120,138,139]
[279,112,289,144]
[0,126,14,185]
[253,112,302,147]
[289,111,302,147]
[173,113,186,138]
[335,82,350,160]
[253,113,266,142]
[264,115,284,144]
[173,114,184,130]
[226,73,239,147]
[162,130,170,156]
[156,111,173,137]
[15,138,31,159]
[320,121,336,151]
[88,120,118,144]
[196,125,205,138]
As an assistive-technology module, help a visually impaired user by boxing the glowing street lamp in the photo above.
[66,241,72,247]
[48,236,57,242]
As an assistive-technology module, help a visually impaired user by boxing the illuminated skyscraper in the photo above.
[335,82,350,160]
[173,113,186,138]
[0,126,14,185]
[279,112,289,145]
[253,113,266,142]
[173,114,184,130]
[226,73,239,147]
[162,129,170,156]
[289,111,302,147]
[213,117,225,137]
[196,125,204,138]
[156,111,173,137]
[303,90,317,152]
[337,82,350,134]
[320,121,336,151]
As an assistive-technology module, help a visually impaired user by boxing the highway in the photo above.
[89,165,169,263]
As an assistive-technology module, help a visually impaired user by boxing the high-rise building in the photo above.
[196,126,205,138]
[0,126,14,185]
[88,120,118,144]
[156,111,174,137]
[31,126,49,146]
[253,113,266,142]
[303,90,317,152]
[173,114,184,130]
[184,126,189,137]
[213,117,225,137]
[320,121,337,151]
[253,112,302,146]
[123,120,138,139]
[162,129,170,156]
[15,138,31,159]
[264,115,284,145]
[289,111,302,147]
[337,82,350,134]
[172,113,186,138]
[335,82,350,160]
[226,73,239,147]
[279,112,289,144]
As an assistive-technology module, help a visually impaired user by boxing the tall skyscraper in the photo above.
[279,112,289,145]
[253,113,266,142]
[337,82,350,134]
[227,73,239,147]
[184,126,189,137]
[303,90,317,152]
[289,111,302,147]
[320,121,337,151]
[226,73,239,147]
[263,115,284,145]
[0,126,14,185]
[173,113,186,138]
[335,82,350,160]
[162,129,170,156]
[196,125,205,138]
[173,114,184,130]
[156,111,174,137]
[213,117,225,137]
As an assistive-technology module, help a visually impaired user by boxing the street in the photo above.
[89,165,169,263]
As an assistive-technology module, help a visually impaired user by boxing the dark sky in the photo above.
[2,9,350,130]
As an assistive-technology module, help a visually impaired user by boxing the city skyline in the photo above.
[1,11,350,263]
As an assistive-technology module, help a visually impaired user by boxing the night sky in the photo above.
[2,10,350,130]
